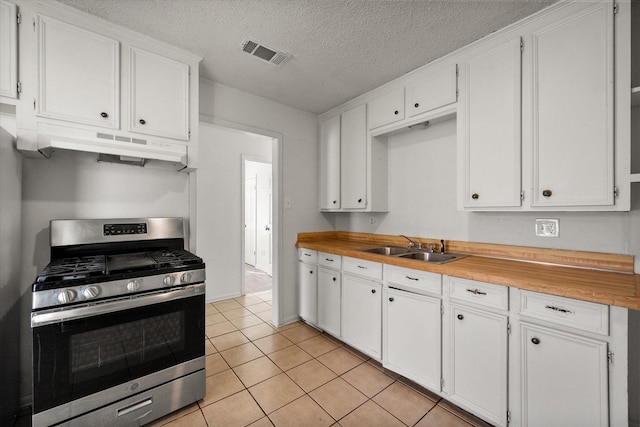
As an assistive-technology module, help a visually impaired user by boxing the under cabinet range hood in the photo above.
[34,123,188,169]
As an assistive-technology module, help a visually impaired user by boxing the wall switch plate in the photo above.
[535,219,559,237]
[368,216,377,226]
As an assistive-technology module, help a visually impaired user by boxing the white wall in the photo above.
[199,80,332,324]
[197,123,271,301]
[0,120,22,421]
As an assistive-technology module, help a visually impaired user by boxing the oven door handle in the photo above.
[31,283,205,328]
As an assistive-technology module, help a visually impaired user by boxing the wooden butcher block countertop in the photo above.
[296,232,640,311]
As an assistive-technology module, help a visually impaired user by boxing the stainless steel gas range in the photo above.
[30,218,206,427]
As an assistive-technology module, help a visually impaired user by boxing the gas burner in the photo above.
[36,256,106,283]
[148,249,203,268]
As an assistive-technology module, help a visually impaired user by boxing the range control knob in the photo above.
[163,275,175,287]
[126,280,140,293]
[83,286,100,299]
[180,272,192,284]
[57,289,77,304]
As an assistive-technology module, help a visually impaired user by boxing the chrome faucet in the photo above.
[440,239,446,254]
[400,235,421,250]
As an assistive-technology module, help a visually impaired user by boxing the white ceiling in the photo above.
[58,0,556,114]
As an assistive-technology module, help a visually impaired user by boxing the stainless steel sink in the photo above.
[398,252,466,264]
[358,246,411,256]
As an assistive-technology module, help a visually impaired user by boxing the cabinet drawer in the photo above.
[384,265,441,296]
[318,252,341,269]
[447,276,508,311]
[298,248,317,263]
[519,291,609,336]
[343,257,383,281]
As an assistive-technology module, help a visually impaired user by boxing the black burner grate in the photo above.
[36,256,106,283]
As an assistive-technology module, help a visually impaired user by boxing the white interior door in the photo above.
[244,175,257,267]
[255,164,273,276]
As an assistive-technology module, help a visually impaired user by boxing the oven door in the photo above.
[31,283,205,416]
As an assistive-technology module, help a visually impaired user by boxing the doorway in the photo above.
[243,159,272,294]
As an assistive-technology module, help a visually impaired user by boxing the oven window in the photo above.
[33,294,204,414]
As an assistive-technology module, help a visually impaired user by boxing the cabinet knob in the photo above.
[531,337,540,345]
[333,200,337,204]
[389,297,394,302]
[358,198,362,203]
[471,193,479,200]
[100,112,109,118]
[457,314,464,320]
[309,271,313,274]
[371,289,376,294]
[414,103,419,108]
[332,277,336,282]
[394,110,399,115]
[139,119,146,125]
[542,189,552,198]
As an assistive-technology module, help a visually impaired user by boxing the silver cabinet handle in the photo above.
[357,265,367,269]
[466,288,487,296]
[117,398,153,417]
[405,275,419,281]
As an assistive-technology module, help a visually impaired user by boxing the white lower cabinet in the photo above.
[519,324,609,427]
[383,287,441,391]
[446,303,509,426]
[342,273,382,359]
[318,266,341,337]
[298,249,317,325]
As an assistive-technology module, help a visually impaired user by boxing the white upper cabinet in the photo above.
[129,47,189,141]
[529,1,614,207]
[368,87,404,130]
[0,1,18,100]
[459,38,522,209]
[406,64,458,118]
[38,16,120,129]
[340,104,368,209]
[319,115,341,210]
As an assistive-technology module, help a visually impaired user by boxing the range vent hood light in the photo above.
[241,38,291,66]
[408,121,430,130]
[97,153,145,167]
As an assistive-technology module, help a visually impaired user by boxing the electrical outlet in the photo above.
[535,219,559,237]
[369,216,377,226]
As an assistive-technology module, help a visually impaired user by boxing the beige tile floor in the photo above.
[149,290,492,427]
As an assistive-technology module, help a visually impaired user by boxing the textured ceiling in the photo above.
[58,0,556,114]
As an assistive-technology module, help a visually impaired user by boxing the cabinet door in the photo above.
[448,304,508,427]
[129,47,190,141]
[340,104,367,209]
[530,2,614,207]
[460,38,522,208]
[0,1,18,100]
[38,16,119,128]
[298,261,317,325]
[318,267,341,337]
[342,274,381,359]
[319,115,341,210]
[368,88,404,129]
[520,323,608,426]
[384,288,441,391]
[406,64,457,118]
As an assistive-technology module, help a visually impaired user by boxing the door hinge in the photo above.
[613,187,619,198]
[33,98,36,110]
[520,39,524,53]
[520,191,525,202]
[613,3,618,14]
[32,18,36,32]
[440,377,444,389]
[16,81,21,94]
[456,64,459,77]
[507,322,512,335]
[507,410,512,424]
[16,11,21,25]
[456,89,459,100]
[608,350,614,364]
[440,304,444,316]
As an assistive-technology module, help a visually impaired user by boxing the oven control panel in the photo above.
[103,223,148,236]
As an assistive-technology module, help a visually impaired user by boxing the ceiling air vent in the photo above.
[241,38,291,66]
